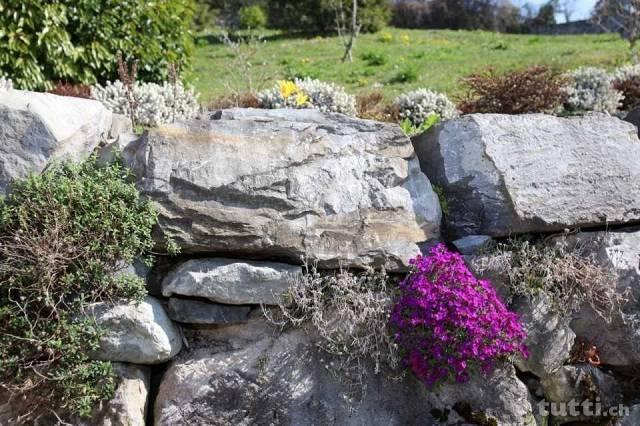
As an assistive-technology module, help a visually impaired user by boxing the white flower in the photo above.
[91,80,200,127]
[613,63,640,82]
[393,89,458,126]
[563,67,623,114]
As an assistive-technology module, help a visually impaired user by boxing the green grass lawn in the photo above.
[192,27,631,104]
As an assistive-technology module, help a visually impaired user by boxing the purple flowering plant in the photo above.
[390,244,528,387]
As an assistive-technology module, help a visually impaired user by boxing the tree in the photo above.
[534,1,557,27]
[333,0,361,62]
[265,0,389,34]
[593,0,640,61]
[557,0,576,22]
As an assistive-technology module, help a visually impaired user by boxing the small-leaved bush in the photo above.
[259,79,357,115]
[563,67,623,114]
[471,238,630,323]
[613,64,640,110]
[390,244,528,387]
[394,88,458,126]
[264,262,399,394]
[92,80,200,127]
[458,66,567,114]
[0,157,159,420]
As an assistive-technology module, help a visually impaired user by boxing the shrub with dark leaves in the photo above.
[614,77,640,110]
[613,64,640,111]
[458,66,567,114]
[355,92,398,122]
[48,81,92,99]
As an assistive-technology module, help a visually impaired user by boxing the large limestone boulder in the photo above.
[558,230,640,367]
[413,113,640,238]
[0,89,113,193]
[89,296,182,364]
[162,258,301,305]
[154,315,534,426]
[129,108,441,271]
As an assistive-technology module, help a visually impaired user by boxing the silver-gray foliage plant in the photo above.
[394,88,458,126]
[258,78,357,116]
[92,80,200,127]
[563,67,623,114]
[263,261,400,395]
[613,63,640,82]
[471,237,629,323]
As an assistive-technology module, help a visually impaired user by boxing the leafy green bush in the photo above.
[239,5,267,29]
[0,0,195,91]
[0,158,160,420]
[390,64,418,83]
[361,50,388,66]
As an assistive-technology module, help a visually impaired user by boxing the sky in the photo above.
[515,0,598,22]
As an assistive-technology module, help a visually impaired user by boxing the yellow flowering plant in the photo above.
[279,80,299,98]
[258,78,356,115]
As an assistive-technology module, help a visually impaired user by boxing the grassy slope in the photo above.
[192,27,630,104]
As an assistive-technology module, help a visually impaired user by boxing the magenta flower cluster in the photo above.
[390,244,528,387]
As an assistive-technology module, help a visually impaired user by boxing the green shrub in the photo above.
[361,50,388,66]
[239,5,267,29]
[0,0,195,91]
[390,64,418,83]
[0,158,161,420]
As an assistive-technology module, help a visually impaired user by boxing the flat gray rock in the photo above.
[167,297,251,324]
[413,113,640,237]
[89,296,182,364]
[162,258,300,305]
[129,108,441,271]
[0,90,112,194]
[452,235,492,255]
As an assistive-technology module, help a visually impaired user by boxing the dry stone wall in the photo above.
[2,88,640,425]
